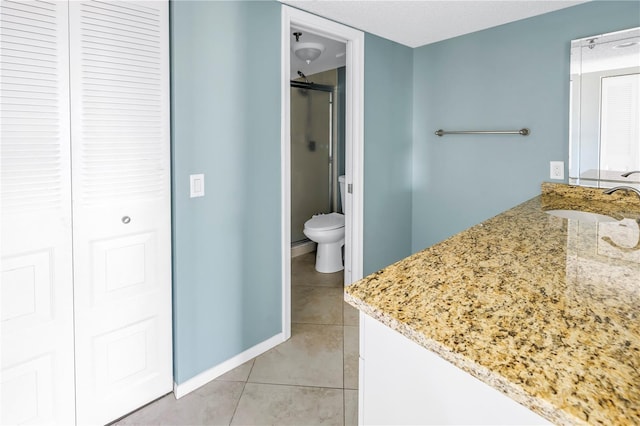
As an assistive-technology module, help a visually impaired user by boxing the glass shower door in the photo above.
[291,87,332,243]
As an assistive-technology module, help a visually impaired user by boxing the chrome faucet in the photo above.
[621,170,640,178]
[604,186,640,198]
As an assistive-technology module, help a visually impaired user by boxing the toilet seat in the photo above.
[304,212,344,231]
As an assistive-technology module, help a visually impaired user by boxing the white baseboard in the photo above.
[173,332,286,399]
[291,240,316,258]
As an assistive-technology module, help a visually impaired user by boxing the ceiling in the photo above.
[281,0,588,48]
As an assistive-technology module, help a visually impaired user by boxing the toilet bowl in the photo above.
[303,175,346,273]
[303,212,345,273]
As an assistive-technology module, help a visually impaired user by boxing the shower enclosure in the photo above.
[290,76,339,244]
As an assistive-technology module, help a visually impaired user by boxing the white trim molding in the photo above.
[173,332,286,399]
[281,6,293,341]
[280,7,365,343]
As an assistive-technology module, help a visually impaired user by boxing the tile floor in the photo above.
[114,252,359,425]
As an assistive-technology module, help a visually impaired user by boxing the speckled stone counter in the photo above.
[345,183,640,425]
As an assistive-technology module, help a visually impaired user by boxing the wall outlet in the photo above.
[550,161,564,180]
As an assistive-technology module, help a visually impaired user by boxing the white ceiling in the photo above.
[281,0,588,48]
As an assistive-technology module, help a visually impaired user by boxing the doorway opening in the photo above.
[281,6,364,339]
[290,72,338,254]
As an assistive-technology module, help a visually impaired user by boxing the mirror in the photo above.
[569,27,640,188]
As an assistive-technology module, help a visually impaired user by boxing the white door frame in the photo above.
[281,6,364,339]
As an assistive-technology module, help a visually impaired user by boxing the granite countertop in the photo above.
[345,183,640,425]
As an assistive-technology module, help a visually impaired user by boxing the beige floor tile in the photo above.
[117,246,360,425]
[292,251,316,267]
[343,301,359,326]
[114,380,244,426]
[248,323,343,388]
[216,359,254,382]
[292,286,344,325]
[231,383,343,426]
[343,325,359,390]
[344,389,358,426]
[292,253,343,287]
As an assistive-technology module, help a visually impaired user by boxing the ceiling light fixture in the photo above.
[294,42,325,64]
[613,41,639,49]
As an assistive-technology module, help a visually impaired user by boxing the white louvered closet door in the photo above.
[68,1,172,424]
[0,1,76,424]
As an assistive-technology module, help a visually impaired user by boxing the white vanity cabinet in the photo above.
[359,313,551,425]
[1,1,172,424]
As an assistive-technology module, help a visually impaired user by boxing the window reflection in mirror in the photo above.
[569,27,640,188]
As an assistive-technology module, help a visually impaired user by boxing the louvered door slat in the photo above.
[71,0,167,206]
[0,0,67,212]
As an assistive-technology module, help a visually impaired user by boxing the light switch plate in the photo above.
[550,161,564,180]
[190,174,204,198]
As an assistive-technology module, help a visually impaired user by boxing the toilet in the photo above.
[303,175,346,273]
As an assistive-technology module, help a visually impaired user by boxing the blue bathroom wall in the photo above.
[364,34,414,274]
[171,0,282,384]
[169,0,416,385]
[167,0,632,385]
[411,1,640,252]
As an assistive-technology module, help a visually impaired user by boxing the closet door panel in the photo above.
[68,1,172,424]
[0,1,75,424]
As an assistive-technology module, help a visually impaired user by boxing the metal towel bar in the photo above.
[435,128,530,136]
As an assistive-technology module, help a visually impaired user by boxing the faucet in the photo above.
[604,186,640,198]
[621,170,640,178]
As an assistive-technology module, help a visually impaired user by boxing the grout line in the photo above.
[228,359,256,425]
[240,380,346,391]
[293,284,344,289]
[228,378,248,426]
[291,320,346,326]
[342,323,347,425]
[245,359,256,382]
[342,325,346,390]
[343,386,347,426]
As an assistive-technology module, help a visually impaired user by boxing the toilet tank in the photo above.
[338,175,346,214]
